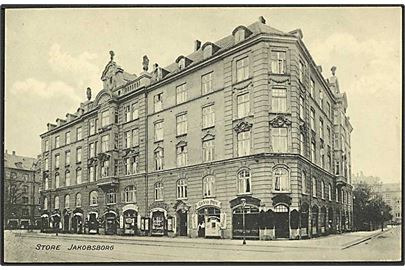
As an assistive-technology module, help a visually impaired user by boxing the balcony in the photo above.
[336,175,347,187]
[97,176,119,190]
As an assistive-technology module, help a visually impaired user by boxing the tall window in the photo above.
[202,105,215,128]
[75,193,81,207]
[101,135,109,152]
[76,127,82,141]
[336,188,339,202]
[176,179,188,199]
[124,157,135,175]
[319,90,324,110]
[55,173,60,188]
[312,177,317,197]
[302,172,307,194]
[65,131,71,144]
[274,167,290,192]
[132,103,139,120]
[154,122,163,141]
[203,176,215,197]
[124,105,131,122]
[272,88,287,113]
[321,180,325,199]
[327,102,331,118]
[299,61,304,82]
[76,147,82,163]
[319,118,324,139]
[237,169,251,194]
[328,184,332,201]
[299,96,305,120]
[64,194,70,209]
[237,131,251,156]
[202,72,213,94]
[89,119,96,135]
[44,140,49,152]
[236,57,249,82]
[65,151,71,166]
[154,93,163,112]
[155,148,164,171]
[54,196,60,209]
[272,128,288,153]
[101,110,110,127]
[76,168,82,184]
[124,131,132,148]
[101,160,109,177]
[155,182,163,201]
[300,133,305,156]
[176,114,188,136]
[55,154,60,169]
[65,171,70,186]
[89,142,96,158]
[123,185,136,203]
[176,144,188,167]
[202,139,215,162]
[237,93,250,118]
[310,108,315,130]
[310,78,315,97]
[89,191,98,206]
[106,191,117,204]
[43,197,48,210]
[89,166,95,182]
[55,136,60,148]
[176,84,187,104]
[271,51,286,74]
[45,158,49,170]
[311,142,316,162]
[132,129,139,146]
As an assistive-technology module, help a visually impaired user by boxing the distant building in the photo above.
[380,183,401,224]
[4,150,41,229]
[39,17,353,239]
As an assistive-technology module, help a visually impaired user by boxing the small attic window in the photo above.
[178,58,186,70]
[203,45,213,60]
[202,42,220,60]
[176,56,192,70]
[235,29,245,43]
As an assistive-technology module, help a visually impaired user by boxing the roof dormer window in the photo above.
[232,26,252,44]
[203,45,212,60]
[176,56,192,70]
[178,58,186,70]
[202,42,221,60]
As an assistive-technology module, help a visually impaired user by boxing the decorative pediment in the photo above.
[233,120,253,133]
[233,80,253,91]
[202,133,215,142]
[269,115,292,128]
[269,76,290,85]
[173,200,190,213]
[122,147,140,158]
[176,140,187,147]
[272,194,292,206]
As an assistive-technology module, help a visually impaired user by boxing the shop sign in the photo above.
[195,199,221,210]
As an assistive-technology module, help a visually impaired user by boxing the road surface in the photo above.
[3,226,402,263]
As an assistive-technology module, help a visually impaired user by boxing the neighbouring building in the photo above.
[39,16,353,239]
[4,150,41,229]
[380,183,402,224]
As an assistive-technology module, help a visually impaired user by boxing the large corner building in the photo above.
[39,17,353,239]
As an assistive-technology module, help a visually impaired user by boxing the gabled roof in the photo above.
[4,152,37,171]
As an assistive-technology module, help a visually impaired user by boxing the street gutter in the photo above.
[341,227,392,250]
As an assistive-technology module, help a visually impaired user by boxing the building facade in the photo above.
[380,183,402,224]
[39,17,353,239]
[4,150,41,229]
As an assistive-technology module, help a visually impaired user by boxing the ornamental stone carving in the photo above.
[269,115,292,128]
[233,121,253,133]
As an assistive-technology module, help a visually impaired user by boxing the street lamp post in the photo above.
[380,210,384,232]
[241,198,246,245]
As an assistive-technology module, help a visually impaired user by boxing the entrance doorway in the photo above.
[198,207,221,238]
[232,205,260,239]
[151,210,166,236]
[177,210,188,236]
[105,212,117,235]
[274,204,289,238]
[88,213,99,234]
[63,214,70,233]
[72,215,83,234]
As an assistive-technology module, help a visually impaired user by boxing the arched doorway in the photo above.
[311,205,319,236]
[151,209,166,236]
[63,213,70,233]
[300,203,309,237]
[232,204,260,239]
[88,212,99,234]
[197,207,221,238]
[51,214,61,232]
[41,214,50,233]
[176,209,188,236]
[105,211,117,235]
[123,209,137,235]
[274,204,290,239]
[71,213,83,234]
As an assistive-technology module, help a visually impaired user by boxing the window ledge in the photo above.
[202,125,215,131]
[273,191,291,194]
[154,139,164,144]
[237,192,252,196]
[176,133,187,138]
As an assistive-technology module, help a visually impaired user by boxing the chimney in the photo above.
[47,123,57,131]
[56,118,66,126]
[194,40,201,51]
[12,151,15,155]
[258,16,266,24]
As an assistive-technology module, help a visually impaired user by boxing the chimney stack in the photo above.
[194,40,201,51]
[12,151,15,155]
[259,16,266,24]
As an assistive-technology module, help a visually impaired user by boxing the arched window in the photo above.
[176,179,187,199]
[302,171,307,194]
[321,180,325,199]
[312,177,317,197]
[336,188,339,202]
[75,193,81,207]
[203,176,215,198]
[274,167,290,192]
[237,169,251,194]
[55,173,60,188]
[274,204,289,212]
[89,191,98,206]
[43,197,48,210]
[155,182,163,201]
[328,184,332,201]
[54,196,60,209]
[65,170,71,186]
[123,185,136,203]
[64,194,70,209]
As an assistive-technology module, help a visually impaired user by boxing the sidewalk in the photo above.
[17,228,391,250]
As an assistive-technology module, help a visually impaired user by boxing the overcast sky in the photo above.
[5,7,402,183]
